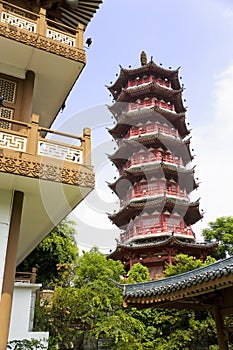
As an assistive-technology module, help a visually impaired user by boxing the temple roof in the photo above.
[107,60,181,95]
[109,136,193,167]
[108,197,202,227]
[108,164,198,194]
[115,84,185,113]
[22,0,102,28]
[108,107,189,139]
[117,256,233,310]
[108,236,218,261]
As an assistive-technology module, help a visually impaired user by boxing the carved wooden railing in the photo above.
[120,224,194,243]
[0,114,91,165]
[15,267,37,283]
[0,1,84,56]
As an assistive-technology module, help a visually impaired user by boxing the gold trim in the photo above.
[0,23,86,63]
[0,152,94,187]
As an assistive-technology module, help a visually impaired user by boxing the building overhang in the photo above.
[0,161,94,264]
[0,116,94,263]
[0,2,89,127]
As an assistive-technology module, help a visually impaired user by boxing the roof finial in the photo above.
[140,51,147,66]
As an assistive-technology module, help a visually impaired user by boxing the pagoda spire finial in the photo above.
[140,51,147,66]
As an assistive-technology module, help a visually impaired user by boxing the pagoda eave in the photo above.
[108,61,181,95]
[108,237,218,260]
[109,165,198,194]
[109,198,202,227]
[109,108,189,139]
[116,83,183,103]
[110,136,193,167]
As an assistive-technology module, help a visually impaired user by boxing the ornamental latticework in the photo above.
[107,54,216,278]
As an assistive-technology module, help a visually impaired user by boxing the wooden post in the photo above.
[30,267,37,284]
[0,191,24,350]
[37,8,47,36]
[20,70,35,123]
[83,127,91,165]
[76,23,84,49]
[26,114,39,155]
[0,3,3,20]
[214,304,228,350]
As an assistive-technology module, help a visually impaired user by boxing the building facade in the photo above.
[108,53,216,278]
[0,0,102,348]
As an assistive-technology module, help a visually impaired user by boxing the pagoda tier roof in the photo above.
[117,256,233,311]
[108,236,218,261]
[109,99,186,119]
[108,107,189,139]
[116,83,185,111]
[23,0,102,28]
[109,136,193,168]
[108,163,198,194]
[108,197,202,227]
[107,60,181,96]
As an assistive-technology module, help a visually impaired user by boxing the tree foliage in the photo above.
[31,214,233,349]
[17,219,78,286]
[202,216,233,259]
[126,262,150,284]
[128,254,218,349]
[164,254,215,277]
[7,339,46,350]
[35,248,145,349]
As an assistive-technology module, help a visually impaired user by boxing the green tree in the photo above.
[35,248,145,349]
[164,254,215,277]
[202,216,233,259]
[128,254,218,349]
[17,219,78,286]
[126,263,150,284]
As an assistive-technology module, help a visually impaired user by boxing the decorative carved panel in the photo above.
[0,107,13,129]
[0,77,17,103]
[0,153,95,187]
[46,28,75,47]
[1,11,36,33]
[38,141,82,164]
[0,131,27,151]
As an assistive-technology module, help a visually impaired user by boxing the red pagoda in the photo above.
[107,52,216,279]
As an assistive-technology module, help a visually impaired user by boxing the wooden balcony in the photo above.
[0,114,92,185]
[120,223,194,243]
[0,114,94,264]
[0,1,87,127]
[0,1,85,62]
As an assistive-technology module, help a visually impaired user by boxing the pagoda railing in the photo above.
[0,114,91,165]
[119,151,183,174]
[128,98,175,113]
[120,224,193,243]
[127,75,172,89]
[0,1,84,49]
[125,123,179,139]
[120,185,188,206]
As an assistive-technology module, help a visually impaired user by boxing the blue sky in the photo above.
[54,0,233,252]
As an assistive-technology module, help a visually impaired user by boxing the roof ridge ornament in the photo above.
[140,51,147,66]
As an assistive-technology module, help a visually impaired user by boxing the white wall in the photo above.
[0,190,13,296]
[9,282,48,349]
